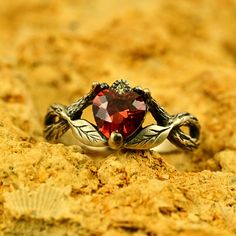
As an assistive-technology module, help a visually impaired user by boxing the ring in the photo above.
[44,80,200,152]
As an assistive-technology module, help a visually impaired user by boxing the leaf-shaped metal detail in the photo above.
[124,125,172,150]
[68,119,107,147]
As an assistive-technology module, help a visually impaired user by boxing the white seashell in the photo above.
[4,184,72,220]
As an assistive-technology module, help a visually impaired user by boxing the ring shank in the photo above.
[43,81,201,153]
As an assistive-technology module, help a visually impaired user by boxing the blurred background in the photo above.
[1,3,236,235]
[1,0,235,115]
[1,0,236,170]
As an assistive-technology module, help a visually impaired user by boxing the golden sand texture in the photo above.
[1,0,236,235]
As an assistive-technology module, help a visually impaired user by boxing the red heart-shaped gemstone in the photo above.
[92,89,146,139]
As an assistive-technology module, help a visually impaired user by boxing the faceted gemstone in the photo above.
[92,89,146,139]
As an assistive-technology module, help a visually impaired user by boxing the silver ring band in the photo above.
[44,80,200,152]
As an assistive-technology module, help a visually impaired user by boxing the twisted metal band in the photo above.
[44,80,200,152]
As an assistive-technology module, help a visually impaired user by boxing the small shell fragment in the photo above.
[4,184,71,220]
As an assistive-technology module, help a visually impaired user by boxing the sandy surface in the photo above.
[1,0,236,235]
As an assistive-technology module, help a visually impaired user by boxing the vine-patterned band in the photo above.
[44,80,200,152]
